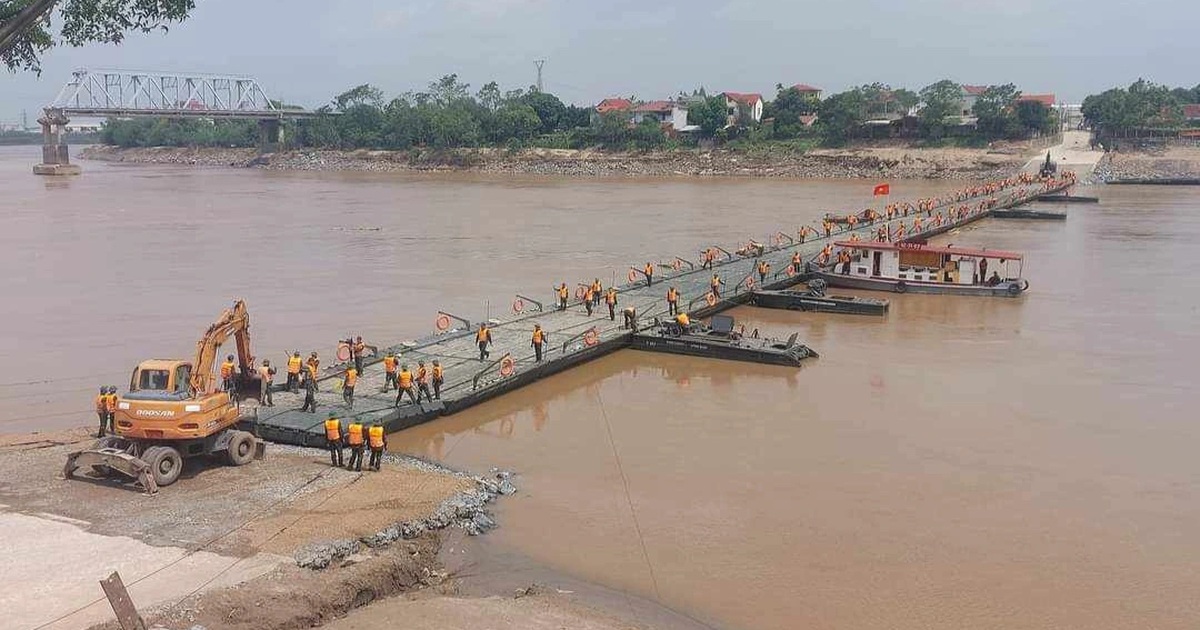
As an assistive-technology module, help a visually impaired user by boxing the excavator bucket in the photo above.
[63,447,158,494]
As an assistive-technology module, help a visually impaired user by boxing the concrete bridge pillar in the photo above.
[257,119,283,153]
[33,109,81,175]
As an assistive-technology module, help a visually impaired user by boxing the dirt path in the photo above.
[0,428,494,629]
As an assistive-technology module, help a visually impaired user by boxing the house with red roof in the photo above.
[1017,93,1057,108]
[632,100,690,131]
[595,98,633,115]
[791,84,823,99]
[722,92,764,126]
[1185,104,1200,121]
[959,84,989,116]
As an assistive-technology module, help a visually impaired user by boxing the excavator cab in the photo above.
[126,360,193,401]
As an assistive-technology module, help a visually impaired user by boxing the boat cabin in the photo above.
[834,241,1024,286]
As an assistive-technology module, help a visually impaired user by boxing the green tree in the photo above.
[427,74,471,108]
[918,79,962,140]
[973,83,1020,139]
[520,90,567,134]
[333,84,384,112]
[817,88,868,144]
[687,95,727,138]
[476,81,502,112]
[486,103,540,144]
[2,0,194,73]
[630,117,665,149]
[769,86,819,138]
[560,104,592,129]
[1015,100,1056,136]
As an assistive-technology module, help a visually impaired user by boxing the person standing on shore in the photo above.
[95,386,109,438]
[346,421,365,472]
[324,413,344,468]
[605,287,618,321]
[286,352,303,393]
[367,422,386,472]
[258,359,276,407]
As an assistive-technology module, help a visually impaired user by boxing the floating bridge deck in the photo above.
[244,178,1075,447]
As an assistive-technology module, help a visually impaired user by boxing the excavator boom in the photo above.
[191,300,256,396]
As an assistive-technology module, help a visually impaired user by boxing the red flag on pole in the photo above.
[873,182,890,197]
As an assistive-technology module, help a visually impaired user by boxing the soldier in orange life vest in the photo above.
[286,351,303,393]
[476,323,492,361]
[395,364,417,406]
[345,421,365,471]
[342,366,358,409]
[666,286,679,316]
[605,287,618,321]
[258,359,276,407]
[351,336,367,375]
[710,273,724,299]
[300,368,318,413]
[591,278,603,308]
[702,248,715,270]
[838,249,852,275]
[531,324,546,362]
[382,351,398,392]
[557,283,569,311]
[324,413,344,467]
[791,251,802,275]
[105,386,117,431]
[416,361,432,403]
[823,220,833,238]
[583,285,595,317]
[220,354,236,393]
[757,260,770,283]
[431,360,444,400]
[94,386,109,438]
[306,352,320,391]
[797,226,810,243]
[367,422,387,472]
[643,262,654,287]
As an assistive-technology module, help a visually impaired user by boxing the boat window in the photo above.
[135,369,171,391]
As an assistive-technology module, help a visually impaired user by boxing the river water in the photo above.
[2,146,1198,629]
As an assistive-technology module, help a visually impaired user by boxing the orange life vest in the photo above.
[606,289,617,305]
[368,425,384,449]
[95,394,106,413]
[220,361,235,379]
[344,368,358,388]
[105,393,117,413]
[476,328,490,343]
[325,419,341,441]
[398,370,413,388]
[347,423,364,446]
[416,366,428,383]
[667,288,678,302]
[532,329,544,344]
[383,356,397,373]
[287,356,302,374]
[432,365,443,381]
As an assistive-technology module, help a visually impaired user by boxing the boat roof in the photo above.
[836,241,1023,260]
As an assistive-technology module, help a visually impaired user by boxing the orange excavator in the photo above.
[63,300,266,492]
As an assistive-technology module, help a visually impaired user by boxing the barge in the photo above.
[750,280,889,316]
[813,241,1029,297]
[630,315,818,366]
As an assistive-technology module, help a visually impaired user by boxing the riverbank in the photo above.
[0,427,518,630]
[1093,145,1200,182]
[80,143,1030,179]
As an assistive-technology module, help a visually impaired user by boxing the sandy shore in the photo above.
[80,142,1036,180]
[1093,144,1200,182]
[0,427,521,630]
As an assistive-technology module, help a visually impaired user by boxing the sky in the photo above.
[2,0,1198,125]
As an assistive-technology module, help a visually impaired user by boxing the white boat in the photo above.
[812,241,1029,297]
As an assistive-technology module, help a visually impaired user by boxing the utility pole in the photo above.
[22,109,28,131]
[534,60,545,93]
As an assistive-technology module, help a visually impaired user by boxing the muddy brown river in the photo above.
[2,146,1197,629]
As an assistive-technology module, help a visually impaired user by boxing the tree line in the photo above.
[100,75,1061,152]
[1081,79,1200,132]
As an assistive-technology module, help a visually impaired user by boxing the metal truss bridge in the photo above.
[45,68,318,119]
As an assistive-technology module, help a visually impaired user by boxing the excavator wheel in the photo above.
[226,431,255,466]
[142,446,183,487]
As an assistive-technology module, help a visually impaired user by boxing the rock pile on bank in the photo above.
[1093,150,1200,182]
[82,145,1022,180]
